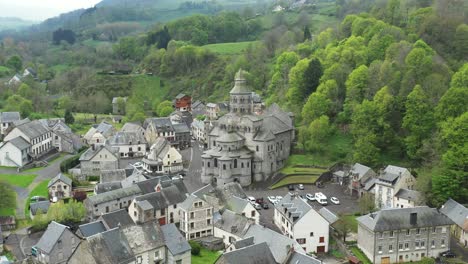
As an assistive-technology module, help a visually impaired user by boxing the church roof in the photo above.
[230,69,251,94]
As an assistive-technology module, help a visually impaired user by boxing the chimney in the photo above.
[410,212,417,225]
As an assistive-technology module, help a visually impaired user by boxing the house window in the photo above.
[421,240,425,248]
[137,256,142,264]
[310,232,314,237]
[378,245,382,253]
[319,237,325,243]
[251,211,255,217]
[431,240,435,247]
[214,158,218,167]
[399,244,403,250]
[296,238,306,244]
[174,204,177,209]
[207,209,211,216]
[416,228,420,234]
[441,239,445,246]
[432,227,437,233]
[415,241,420,248]
[256,146,259,151]
[207,219,211,225]
[441,227,447,233]
[234,159,237,168]
[176,260,182,264]
[404,242,409,249]
[379,232,384,239]
[389,231,394,237]
[161,208,165,215]
[223,164,226,170]
[190,223,194,229]
[406,229,410,235]
[154,251,160,259]
[190,212,194,219]
[389,244,393,252]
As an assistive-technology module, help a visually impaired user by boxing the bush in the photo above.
[87,176,100,182]
[60,154,81,173]
[189,240,201,256]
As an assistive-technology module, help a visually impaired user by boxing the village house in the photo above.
[106,131,147,158]
[178,194,214,240]
[214,209,254,247]
[80,145,119,177]
[83,121,116,146]
[348,163,377,197]
[201,70,294,187]
[191,100,206,117]
[216,241,277,264]
[99,168,129,183]
[206,102,229,120]
[0,112,20,136]
[94,181,122,194]
[23,68,37,78]
[48,173,72,200]
[33,221,79,264]
[393,188,423,208]
[0,119,53,167]
[8,74,22,86]
[121,122,145,138]
[112,96,127,115]
[122,221,167,264]
[30,201,51,219]
[76,221,107,238]
[357,206,454,264]
[170,110,193,128]
[374,165,417,209]
[144,117,175,146]
[173,93,192,112]
[226,196,259,224]
[172,122,191,149]
[142,137,183,174]
[39,119,82,153]
[440,198,468,247]
[161,224,192,264]
[0,216,16,231]
[97,209,135,229]
[128,179,188,225]
[274,193,329,253]
[191,119,206,143]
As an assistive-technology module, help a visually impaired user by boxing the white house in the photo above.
[83,121,116,146]
[0,112,20,136]
[375,165,417,209]
[178,193,214,240]
[142,137,183,174]
[106,131,147,158]
[191,119,206,143]
[393,188,423,208]
[0,137,31,167]
[226,196,259,224]
[48,173,73,200]
[79,145,119,177]
[274,193,329,253]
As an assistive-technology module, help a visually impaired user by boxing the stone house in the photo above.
[83,121,116,146]
[8,74,22,86]
[172,122,191,149]
[201,70,294,187]
[393,188,423,208]
[122,222,167,264]
[178,194,214,240]
[30,201,51,219]
[216,242,276,264]
[142,137,183,174]
[374,165,417,209]
[48,173,72,200]
[357,206,454,264]
[206,102,229,120]
[0,216,16,231]
[128,179,188,225]
[112,97,127,115]
[0,112,20,136]
[0,137,32,167]
[348,163,377,197]
[440,198,468,247]
[192,182,249,213]
[33,221,79,264]
[274,193,329,253]
[173,93,192,112]
[191,100,206,117]
[97,209,135,229]
[106,131,147,158]
[170,110,193,127]
[79,145,119,177]
[226,196,259,224]
[39,119,82,153]
[161,224,192,264]
[191,119,206,143]
[144,117,175,146]
[214,209,253,247]
[121,122,145,138]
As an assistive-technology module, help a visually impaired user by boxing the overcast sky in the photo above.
[0,0,102,21]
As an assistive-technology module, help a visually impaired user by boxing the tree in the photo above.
[403,85,434,160]
[334,215,354,242]
[0,181,15,215]
[147,26,172,49]
[286,58,310,112]
[18,83,33,99]
[52,28,76,45]
[303,25,312,41]
[454,24,468,59]
[157,100,173,117]
[359,193,376,214]
[303,58,323,96]
[64,109,75,124]
[6,55,22,72]
[297,125,309,151]
[345,65,369,104]
[302,93,331,125]
[5,95,33,117]
[306,115,333,152]
[353,133,380,167]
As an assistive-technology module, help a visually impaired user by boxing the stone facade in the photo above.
[79,146,119,177]
[178,194,214,240]
[201,69,294,187]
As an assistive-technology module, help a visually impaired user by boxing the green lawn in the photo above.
[191,247,221,264]
[0,207,16,216]
[280,167,327,175]
[0,174,37,188]
[202,41,259,55]
[343,215,359,233]
[350,246,372,264]
[270,175,319,189]
[25,180,50,216]
[0,183,16,216]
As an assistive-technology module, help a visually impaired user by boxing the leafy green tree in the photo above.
[6,55,22,72]
[5,95,33,117]
[18,83,33,99]
[303,58,323,96]
[306,115,333,152]
[302,93,331,125]
[359,193,376,214]
[286,58,310,113]
[303,25,312,41]
[345,65,369,104]
[454,24,468,58]
[405,46,433,82]
[64,109,75,124]
[403,85,434,160]
[353,132,380,166]
[0,181,15,214]
[157,100,173,117]
[435,64,468,121]
[334,215,354,242]
[297,125,309,151]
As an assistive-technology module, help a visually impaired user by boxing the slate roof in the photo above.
[172,122,190,134]
[175,93,187,99]
[226,196,249,214]
[98,209,135,229]
[144,117,173,132]
[233,236,254,249]
[195,182,248,206]
[178,194,199,211]
[35,221,70,253]
[79,145,118,161]
[107,131,146,146]
[363,178,377,191]
[78,221,107,238]
[30,201,50,216]
[8,137,30,150]
[230,69,250,94]
[95,122,115,136]
[350,163,373,179]
[134,181,188,211]
[87,185,142,205]
[48,173,72,188]
[14,120,49,139]
[161,224,191,256]
[95,182,123,194]
[100,169,127,183]
[275,193,312,224]
[192,100,204,109]
[286,251,322,264]
[81,228,135,264]
[394,188,422,202]
[318,207,338,225]
[1,112,20,123]
[122,221,166,255]
[134,176,178,194]
[440,198,468,229]
[214,209,252,237]
[357,206,454,232]
[192,119,205,130]
[242,224,304,263]
[120,122,143,133]
[220,242,276,264]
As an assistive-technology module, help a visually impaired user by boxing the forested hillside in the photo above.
[0,0,466,205]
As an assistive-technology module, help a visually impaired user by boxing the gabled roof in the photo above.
[350,163,373,179]
[440,198,468,229]
[100,169,127,183]
[161,224,191,256]
[134,181,188,210]
[30,201,50,216]
[357,206,454,232]
[83,228,135,264]
[172,122,190,133]
[214,209,252,237]
[95,122,115,136]
[192,100,204,109]
[234,236,254,249]
[95,182,123,194]
[120,122,143,133]
[48,173,72,188]
[107,131,146,146]
[144,117,173,131]
[226,196,249,214]
[13,120,49,139]
[178,194,200,211]
[98,209,135,229]
[286,251,322,264]
[275,193,312,224]
[79,145,118,161]
[175,93,188,99]
[122,221,165,255]
[219,242,277,264]
[394,188,422,202]
[1,112,20,123]
[78,221,107,238]
[8,137,31,150]
[35,221,71,253]
[87,185,142,205]
[318,207,338,225]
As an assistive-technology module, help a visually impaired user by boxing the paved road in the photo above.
[181,140,204,193]
[450,236,468,263]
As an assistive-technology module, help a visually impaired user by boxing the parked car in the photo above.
[248,196,256,204]
[298,184,304,190]
[256,197,265,205]
[262,203,269,209]
[288,184,295,191]
[254,203,262,210]
[316,181,324,188]
[172,175,183,181]
[267,196,277,204]
[330,197,340,204]
[305,193,315,201]
[315,192,328,205]
[30,196,47,202]
[440,251,456,258]
[276,196,283,201]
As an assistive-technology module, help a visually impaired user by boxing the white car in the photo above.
[298,184,304,190]
[248,196,256,204]
[267,196,277,204]
[172,175,183,181]
[305,193,315,201]
[253,203,262,210]
[276,196,283,201]
[330,197,340,205]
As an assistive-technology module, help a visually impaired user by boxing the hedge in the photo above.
[60,155,80,173]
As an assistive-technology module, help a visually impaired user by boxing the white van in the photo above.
[315,192,328,205]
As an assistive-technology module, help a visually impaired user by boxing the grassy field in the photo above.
[280,167,327,175]
[25,180,50,216]
[191,247,221,264]
[350,246,372,264]
[0,207,16,216]
[0,174,37,188]
[82,39,111,48]
[0,182,16,216]
[271,175,319,189]
[202,41,259,55]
